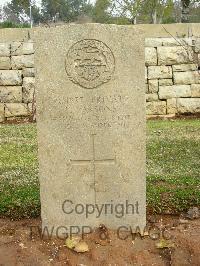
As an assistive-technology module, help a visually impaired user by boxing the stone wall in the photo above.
[0,41,35,122]
[0,35,200,122]
[145,37,200,116]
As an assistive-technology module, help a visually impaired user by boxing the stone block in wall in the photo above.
[0,43,10,56]
[173,71,200,85]
[145,47,157,66]
[11,41,34,56]
[159,79,173,86]
[191,84,200,97]
[11,55,34,69]
[146,93,158,102]
[0,86,22,103]
[145,38,193,48]
[177,98,200,113]
[148,79,159,93]
[145,38,163,47]
[146,101,166,115]
[145,67,148,82]
[22,68,35,77]
[194,37,200,53]
[159,85,191,99]
[172,64,198,72]
[5,103,29,117]
[0,70,22,85]
[157,46,194,65]
[161,38,193,47]
[0,103,4,122]
[167,98,177,114]
[0,57,11,69]
[146,84,148,93]
[22,77,35,103]
[148,66,172,79]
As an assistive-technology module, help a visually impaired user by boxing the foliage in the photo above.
[41,0,92,22]
[0,0,200,25]
[92,0,111,23]
[0,21,30,28]
[2,0,41,24]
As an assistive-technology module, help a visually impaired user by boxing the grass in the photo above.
[0,120,200,218]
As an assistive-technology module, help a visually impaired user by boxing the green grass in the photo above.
[0,120,200,218]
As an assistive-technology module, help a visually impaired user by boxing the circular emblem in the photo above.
[65,39,115,89]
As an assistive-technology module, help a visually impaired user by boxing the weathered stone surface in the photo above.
[0,103,4,122]
[0,86,22,103]
[172,64,198,72]
[0,70,22,85]
[5,103,29,117]
[177,98,200,113]
[22,77,35,103]
[11,41,34,56]
[159,79,173,86]
[173,71,200,85]
[145,38,163,47]
[0,57,11,69]
[22,68,35,77]
[167,98,177,114]
[157,46,194,65]
[145,38,193,48]
[0,43,10,56]
[146,84,148,93]
[11,55,34,69]
[145,47,157,66]
[194,37,200,53]
[148,66,172,79]
[146,101,166,115]
[148,79,158,93]
[145,67,148,81]
[159,85,191,99]
[191,84,200,97]
[146,93,158,102]
[35,25,146,233]
[161,37,193,47]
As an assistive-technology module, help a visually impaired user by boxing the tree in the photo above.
[181,0,190,22]
[110,0,143,24]
[92,0,111,23]
[141,0,174,24]
[3,0,41,25]
[41,0,92,22]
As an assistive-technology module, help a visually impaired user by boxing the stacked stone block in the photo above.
[0,41,35,122]
[145,37,200,116]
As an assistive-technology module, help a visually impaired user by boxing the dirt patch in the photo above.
[0,215,200,265]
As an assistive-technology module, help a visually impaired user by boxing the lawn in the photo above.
[0,119,200,218]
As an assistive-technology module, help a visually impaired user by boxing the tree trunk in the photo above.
[181,0,190,23]
[152,9,157,24]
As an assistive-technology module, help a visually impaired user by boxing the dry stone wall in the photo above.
[145,37,200,116]
[0,41,35,122]
[0,36,200,122]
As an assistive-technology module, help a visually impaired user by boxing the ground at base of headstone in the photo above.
[0,215,199,265]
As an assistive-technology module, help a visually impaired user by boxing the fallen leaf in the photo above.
[156,238,175,249]
[65,236,81,249]
[74,241,89,253]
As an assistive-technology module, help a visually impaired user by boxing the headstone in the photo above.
[35,24,146,236]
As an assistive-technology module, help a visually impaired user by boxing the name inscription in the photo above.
[46,94,133,129]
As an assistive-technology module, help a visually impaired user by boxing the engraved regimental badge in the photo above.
[65,39,115,89]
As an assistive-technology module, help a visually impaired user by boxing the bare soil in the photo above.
[0,215,200,265]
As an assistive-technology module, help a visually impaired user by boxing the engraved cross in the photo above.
[70,134,116,202]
